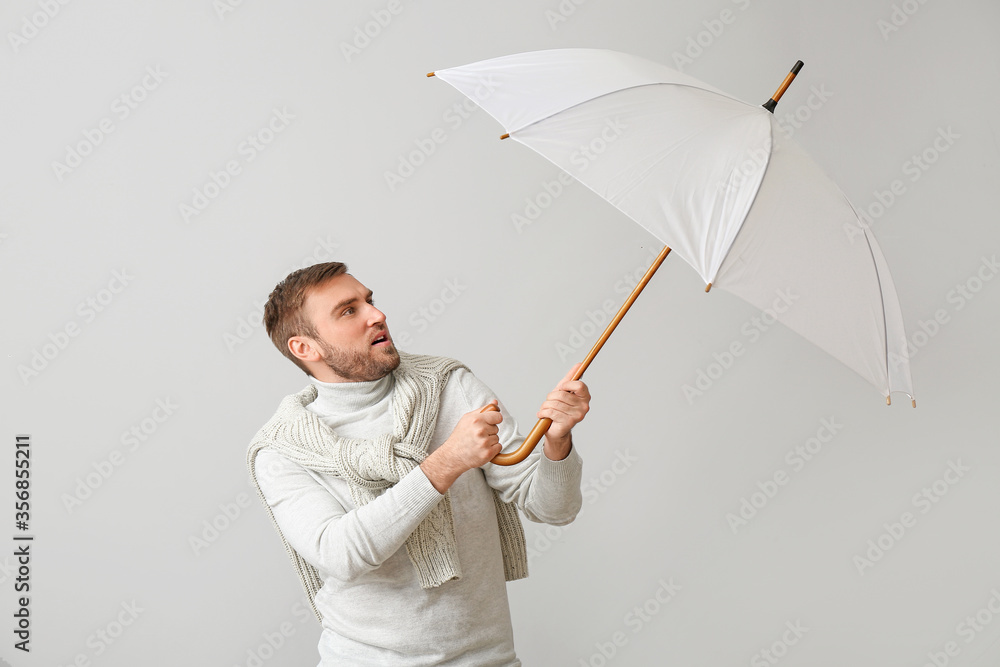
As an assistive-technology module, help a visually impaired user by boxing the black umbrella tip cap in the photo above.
[791,60,804,74]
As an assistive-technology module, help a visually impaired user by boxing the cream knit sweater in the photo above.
[247,353,528,608]
[250,356,583,666]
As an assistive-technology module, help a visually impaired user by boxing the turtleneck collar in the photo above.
[307,372,395,418]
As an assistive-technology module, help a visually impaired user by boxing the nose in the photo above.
[367,303,387,326]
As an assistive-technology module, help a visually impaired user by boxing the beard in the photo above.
[316,336,400,382]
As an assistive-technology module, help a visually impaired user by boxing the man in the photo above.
[247,262,590,666]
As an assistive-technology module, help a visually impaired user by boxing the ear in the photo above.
[287,336,322,364]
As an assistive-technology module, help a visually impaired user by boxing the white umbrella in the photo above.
[429,49,914,464]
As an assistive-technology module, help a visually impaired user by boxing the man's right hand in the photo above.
[420,400,504,493]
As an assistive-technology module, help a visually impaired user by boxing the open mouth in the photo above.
[371,333,390,346]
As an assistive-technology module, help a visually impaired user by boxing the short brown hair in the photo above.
[263,262,348,374]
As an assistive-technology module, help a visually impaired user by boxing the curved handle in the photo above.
[479,402,552,466]
[481,244,671,466]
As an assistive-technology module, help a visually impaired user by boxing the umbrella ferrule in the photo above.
[762,60,804,113]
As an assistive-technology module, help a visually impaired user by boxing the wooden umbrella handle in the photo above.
[482,244,672,465]
[479,402,550,466]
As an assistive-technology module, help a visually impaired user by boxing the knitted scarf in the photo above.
[246,352,528,621]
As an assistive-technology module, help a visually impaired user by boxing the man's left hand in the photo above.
[538,363,591,460]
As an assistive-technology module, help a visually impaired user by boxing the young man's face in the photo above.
[294,273,400,383]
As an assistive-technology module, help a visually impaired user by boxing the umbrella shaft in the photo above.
[488,244,671,466]
[575,245,672,380]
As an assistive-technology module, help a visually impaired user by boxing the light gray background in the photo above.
[2,1,999,665]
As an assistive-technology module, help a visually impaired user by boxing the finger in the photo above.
[559,363,583,386]
[537,410,573,439]
[538,400,575,420]
[482,410,504,425]
[555,375,591,397]
[539,408,585,428]
[545,389,590,410]
[542,393,578,413]
[540,394,589,419]
[545,389,590,403]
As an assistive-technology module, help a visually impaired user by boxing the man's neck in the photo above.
[307,372,395,418]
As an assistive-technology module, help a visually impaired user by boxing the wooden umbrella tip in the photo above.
[500,133,510,140]
[705,283,712,293]
[912,398,917,408]
[886,396,891,406]
[426,72,436,77]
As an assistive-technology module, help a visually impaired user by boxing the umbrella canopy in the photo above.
[432,48,914,406]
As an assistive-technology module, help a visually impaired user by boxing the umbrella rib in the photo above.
[709,122,774,285]
[844,197,894,403]
[862,231,892,403]
[505,82,760,137]
[515,98,768,287]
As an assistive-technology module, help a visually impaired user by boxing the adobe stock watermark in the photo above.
[189,491,254,556]
[749,620,809,667]
[888,254,998,372]
[61,398,179,514]
[214,0,250,21]
[775,84,834,139]
[544,0,590,31]
[843,125,959,242]
[852,459,970,575]
[56,600,144,666]
[384,75,499,192]
[577,577,682,666]
[178,107,295,224]
[51,65,168,182]
[917,587,1000,667]
[554,246,659,363]
[511,117,627,235]
[340,0,411,62]
[718,146,769,197]
[17,269,135,385]
[877,0,933,41]
[681,287,799,404]
[8,0,75,54]
[511,170,576,234]
[671,0,754,73]
[726,417,844,534]
[223,235,341,352]
[390,277,468,349]
[235,598,314,667]
[527,448,638,566]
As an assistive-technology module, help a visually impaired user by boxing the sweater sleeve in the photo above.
[253,447,444,582]
[449,368,584,526]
